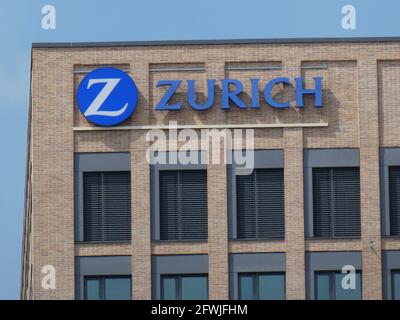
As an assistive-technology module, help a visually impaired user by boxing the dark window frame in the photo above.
[150,151,207,241]
[228,150,284,240]
[314,270,362,300]
[82,170,131,243]
[238,272,285,300]
[84,275,131,300]
[236,168,285,240]
[379,148,400,237]
[160,274,208,300]
[158,169,208,241]
[391,269,400,300]
[304,149,360,239]
[75,153,131,243]
[388,166,400,236]
[312,167,361,239]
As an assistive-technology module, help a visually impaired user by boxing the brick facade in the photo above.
[21,39,400,299]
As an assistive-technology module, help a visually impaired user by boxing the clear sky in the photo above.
[0,0,399,300]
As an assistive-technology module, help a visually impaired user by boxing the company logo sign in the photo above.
[76,67,139,126]
[77,67,323,126]
[155,77,323,110]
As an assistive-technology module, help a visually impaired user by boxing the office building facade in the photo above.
[21,38,400,300]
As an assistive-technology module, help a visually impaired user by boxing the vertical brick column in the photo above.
[131,130,152,299]
[206,60,226,124]
[283,60,306,299]
[358,59,382,300]
[284,127,306,300]
[208,143,229,299]
[31,53,75,299]
[207,60,229,299]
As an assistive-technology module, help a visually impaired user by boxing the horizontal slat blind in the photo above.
[389,166,400,236]
[159,170,208,240]
[159,171,179,240]
[313,167,360,238]
[236,169,284,239]
[83,171,131,242]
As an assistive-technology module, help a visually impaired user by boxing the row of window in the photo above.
[81,165,400,242]
[84,270,400,300]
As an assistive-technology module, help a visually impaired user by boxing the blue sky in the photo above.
[0,0,399,300]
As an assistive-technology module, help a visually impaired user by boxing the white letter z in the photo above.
[84,78,128,117]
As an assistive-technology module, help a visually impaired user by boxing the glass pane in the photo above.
[162,277,177,300]
[393,272,400,300]
[104,277,131,300]
[181,276,208,300]
[85,278,101,300]
[315,273,330,300]
[335,272,361,300]
[239,274,254,300]
[259,274,285,300]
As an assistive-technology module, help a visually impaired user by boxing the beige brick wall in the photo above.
[29,49,75,300]
[208,144,229,300]
[284,127,306,299]
[131,131,152,300]
[22,40,400,300]
[358,59,382,300]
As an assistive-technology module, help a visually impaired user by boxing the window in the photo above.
[392,270,400,300]
[389,167,400,236]
[315,271,362,300]
[83,171,131,242]
[161,274,208,300]
[238,273,285,300]
[84,276,131,300]
[159,170,208,241]
[313,167,361,238]
[236,169,284,239]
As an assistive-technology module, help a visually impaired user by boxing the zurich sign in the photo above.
[77,67,323,127]
[76,67,139,126]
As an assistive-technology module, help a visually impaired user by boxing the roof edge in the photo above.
[32,37,400,48]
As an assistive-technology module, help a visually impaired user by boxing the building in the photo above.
[21,38,400,300]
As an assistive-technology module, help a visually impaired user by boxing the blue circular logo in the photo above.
[76,67,138,126]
